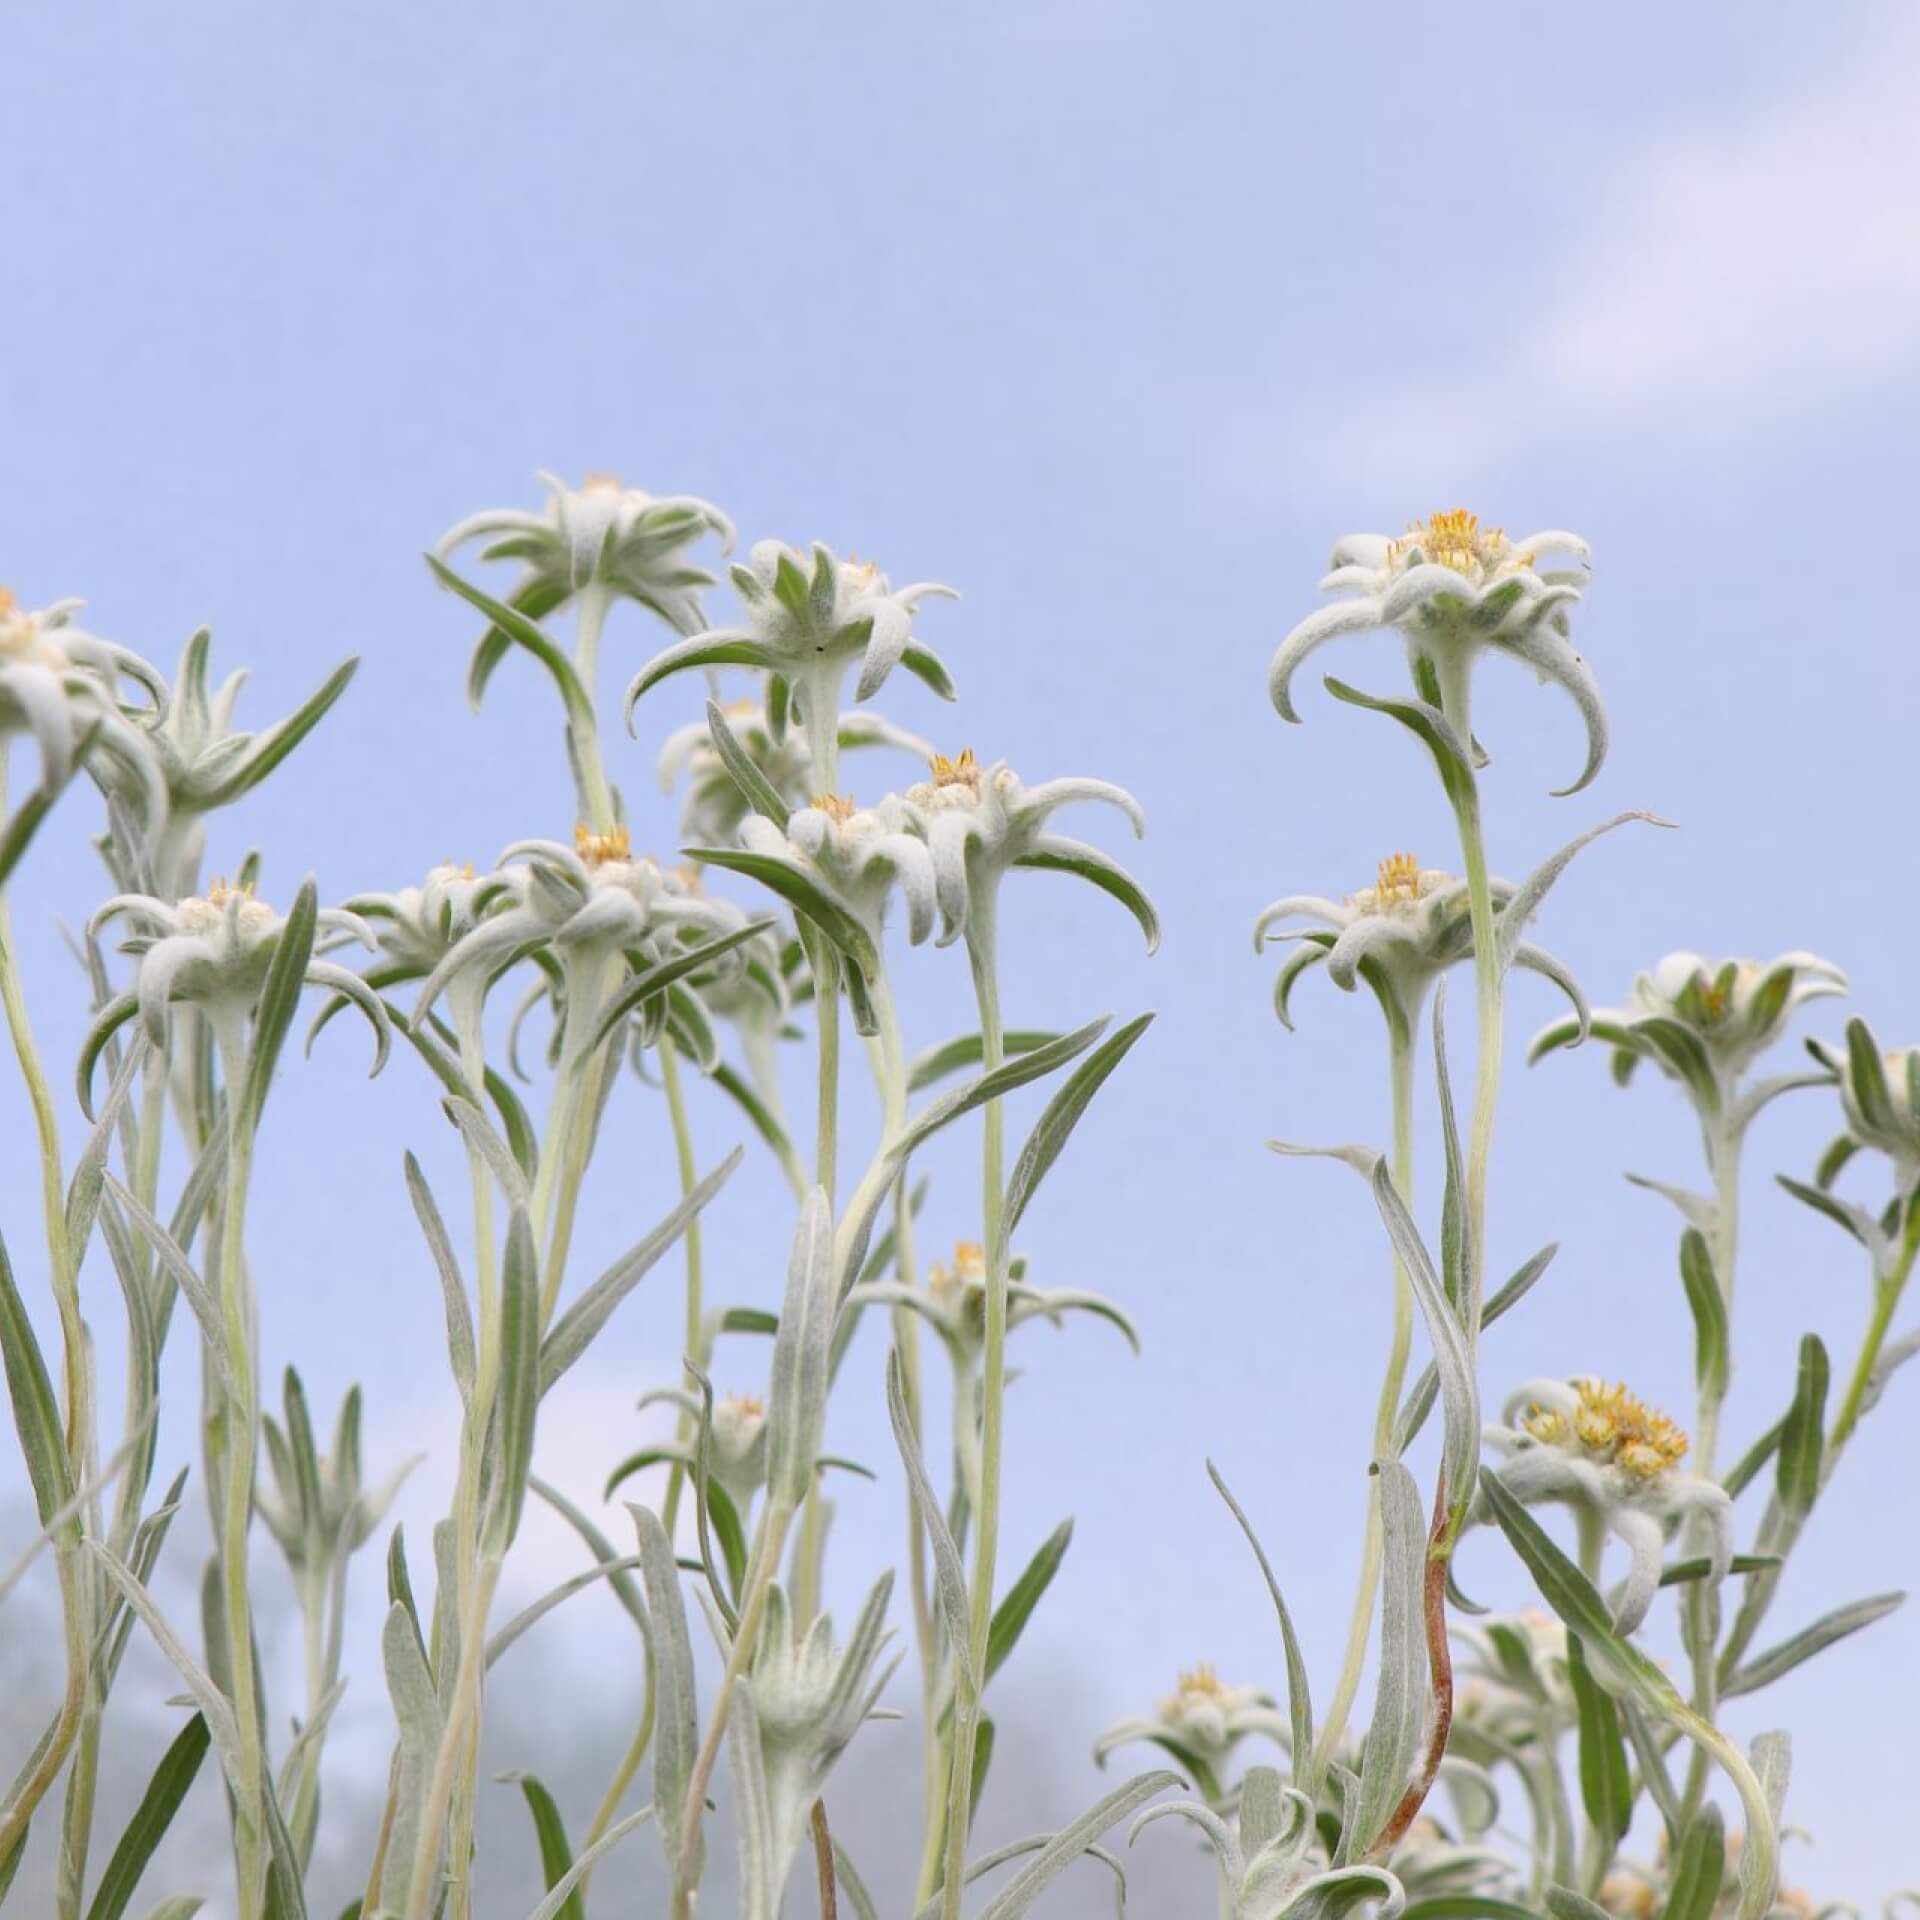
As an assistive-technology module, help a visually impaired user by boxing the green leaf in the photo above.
[1664,1804,1726,1920]
[625,634,782,720]
[428,556,597,733]
[895,1018,1110,1166]
[629,1502,698,1883]
[485,1555,646,1671]
[702,699,789,829]
[503,1773,584,1920]
[1206,1462,1316,1794]
[539,1149,741,1396]
[986,1520,1073,1685]
[1679,1229,1729,1399]
[898,639,958,701]
[584,922,776,1060]
[1012,840,1159,953]
[907,1029,1062,1093]
[970,1713,996,1819]
[887,1351,974,1693]
[1544,1891,1615,1920]
[1776,1332,1828,1518]
[711,1063,805,1197]
[0,1229,77,1539]
[1349,1459,1427,1854]
[1003,1013,1154,1236]
[1845,1016,1898,1134]
[688,847,879,980]
[1722,1591,1904,1697]
[1322,676,1474,806]
[402,1154,476,1405]
[484,1208,540,1555]
[84,1714,211,1920]
[1567,1633,1630,1853]
[199,658,359,807]
[526,1810,655,1920]
[239,877,319,1134]
[971,1771,1181,1920]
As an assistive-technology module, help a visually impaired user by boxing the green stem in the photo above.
[814,939,841,1206]
[571,583,617,834]
[1310,1023,1416,1781]
[1826,1192,1920,1471]
[1435,658,1501,1343]
[212,1014,267,1920]
[945,897,1006,1920]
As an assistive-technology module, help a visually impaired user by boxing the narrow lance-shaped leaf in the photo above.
[966,1771,1182,1920]
[766,1188,835,1508]
[1776,1333,1828,1518]
[1679,1229,1729,1400]
[1349,1459,1428,1853]
[1567,1633,1630,1854]
[887,1351,973,1694]
[402,1153,476,1405]
[986,1520,1073,1685]
[238,876,319,1134]
[0,1230,77,1539]
[483,1209,540,1556]
[702,698,790,829]
[629,1503,698,1883]
[1003,1014,1155,1238]
[500,1772,585,1920]
[1722,1591,1905,1698]
[82,1714,211,1920]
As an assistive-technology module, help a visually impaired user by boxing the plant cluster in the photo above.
[0,489,1910,1919]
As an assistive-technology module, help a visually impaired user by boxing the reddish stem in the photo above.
[1373,1476,1455,1855]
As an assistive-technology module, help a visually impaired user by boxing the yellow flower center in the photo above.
[720,1392,765,1420]
[575,823,633,868]
[1375,851,1421,905]
[205,877,255,906]
[1174,1662,1227,1702]
[580,471,624,494]
[1528,1377,1689,1480]
[812,793,858,824]
[840,556,881,591]
[928,1241,986,1296]
[929,747,981,790]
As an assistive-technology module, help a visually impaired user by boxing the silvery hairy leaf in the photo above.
[1664,1803,1727,1920]
[629,1502,699,1883]
[966,1769,1181,1920]
[402,1152,476,1405]
[379,1599,444,1915]
[1776,1333,1829,1519]
[887,1350,973,1694]
[1679,1229,1729,1400]
[483,1208,540,1556]
[0,1229,77,1545]
[522,1809,655,1920]
[484,1556,646,1671]
[1722,1591,1905,1698]
[442,1093,531,1210]
[767,1188,835,1508]
[539,1148,742,1397]
[1347,1459,1427,1856]
[98,1179,241,1404]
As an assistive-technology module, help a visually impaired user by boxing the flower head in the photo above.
[1095,1664,1291,1803]
[0,589,166,828]
[84,879,389,1104]
[730,1574,900,1900]
[1534,952,1846,1115]
[625,539,958,728]
[1807,1016,1920,1195]
[1270,511,1605,794]
[1481,1375,1731,1634]
[436,469,734,635]
[736,792,938,952]
[902,751,1157,951]
[342,861,504,986]
[1256,852,1582,1044]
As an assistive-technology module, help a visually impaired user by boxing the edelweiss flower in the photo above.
[256,1372,414,1582]
[1533,951,1846,1114]
[1255,851,1583,1041]
[1270,510,1605,794]
[343,862,504,985]
[730,1574,900,1901]
[415,824,750,1029]
[1096,1664,1291,1802]
[902,749,1158,951]
[436,470,735,634]
[100,627,358,894]
[0,588,166,818]
[83,881,388,1097]
[1481,1376,1731,1634]
[733,793,937,951]
[618,1387,770,1510]
[624,541,957,726]
[847,1239,1137,1364]
[659,698,930,844]
[1130,1764,1405,1918]
[1807,1017,1920,1194]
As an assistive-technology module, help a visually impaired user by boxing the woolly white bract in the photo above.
[0,491,1907,1920]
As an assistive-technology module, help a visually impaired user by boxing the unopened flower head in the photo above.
[1094,1662,1289,1793]
[624,538,958,741]
[342,860,507,985]
[1809,1016,1920,1191]
[436,469,735,634]
[1484,1374,1730,1634]
[1270,510,1606,795]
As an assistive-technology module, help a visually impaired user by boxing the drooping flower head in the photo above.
[1481,1375,1730,1635]
[436,470,735,636]
[1270,510,1605,794]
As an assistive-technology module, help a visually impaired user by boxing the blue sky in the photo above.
[4,0,1919,1907]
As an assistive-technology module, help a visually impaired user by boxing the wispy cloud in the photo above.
[1258,18,1920,499]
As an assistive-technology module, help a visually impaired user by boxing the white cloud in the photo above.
[1265,19,1920,497]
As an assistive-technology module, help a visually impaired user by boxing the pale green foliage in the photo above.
[0,488,1909,1920]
